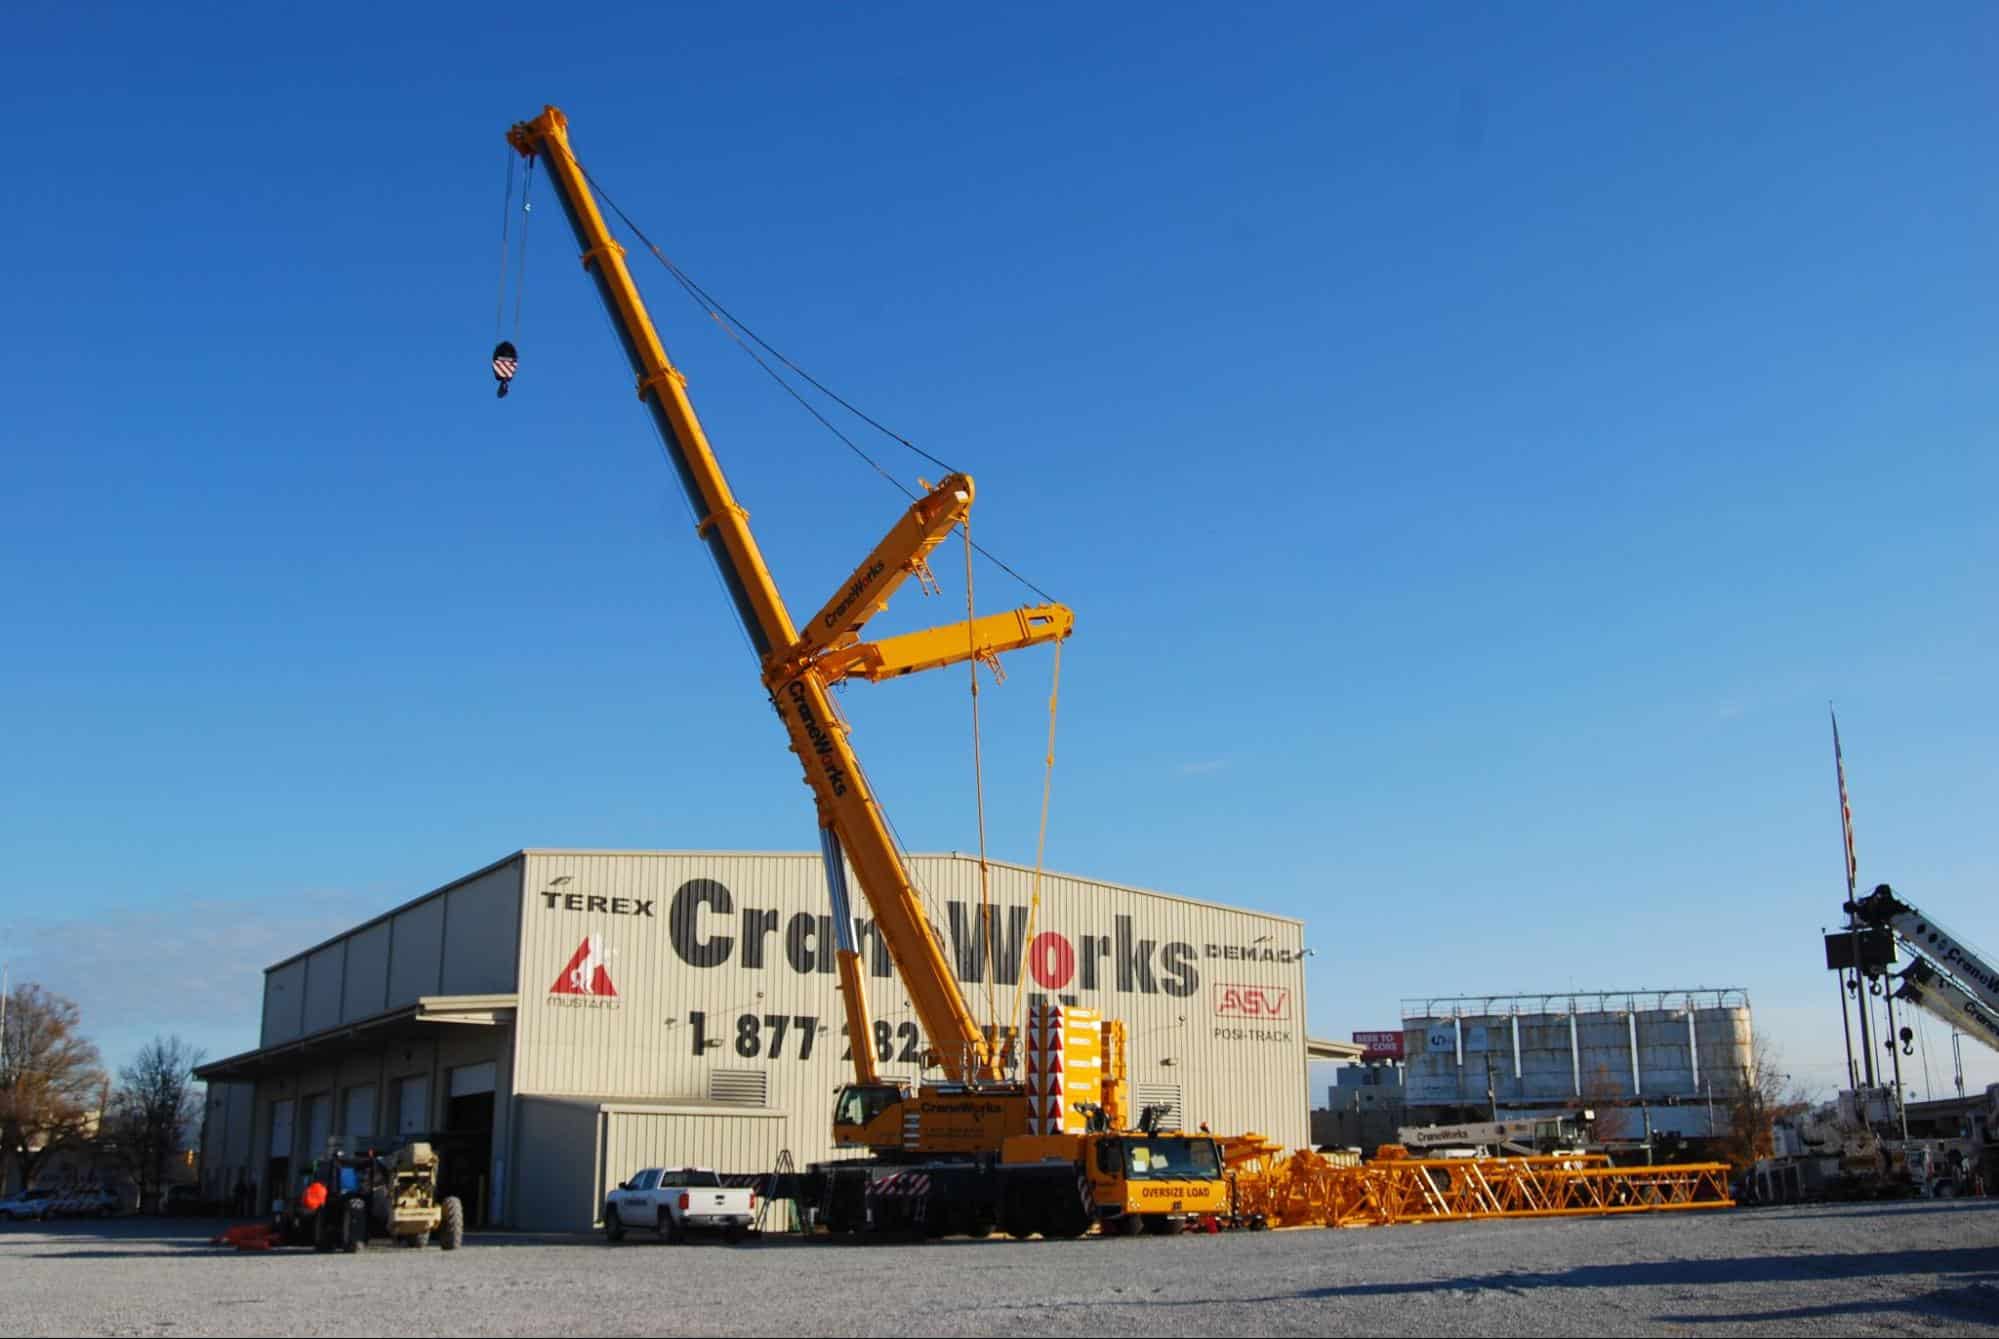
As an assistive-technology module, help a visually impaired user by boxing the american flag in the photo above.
[492,340,518,398]
[1832,707,1857,897]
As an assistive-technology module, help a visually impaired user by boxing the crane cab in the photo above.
[831,1082,909,1151]
[835,1080,1037,1157]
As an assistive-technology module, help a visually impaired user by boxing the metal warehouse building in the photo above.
[196,850,1311,1231]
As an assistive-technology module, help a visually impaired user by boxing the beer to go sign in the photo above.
[1351,1030,1405,1061]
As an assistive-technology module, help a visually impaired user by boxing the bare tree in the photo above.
[1716,1038,1809,1171]
[1577,1061,1631,1142]
[104,1036,205,1208]
[0,983,106,1192]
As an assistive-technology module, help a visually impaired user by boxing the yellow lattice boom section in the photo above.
[1222,1136,1732,1229]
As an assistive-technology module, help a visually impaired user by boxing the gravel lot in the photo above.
[3,1199,1994,1337]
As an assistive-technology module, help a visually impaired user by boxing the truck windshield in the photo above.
[1120,1138,1221,1180]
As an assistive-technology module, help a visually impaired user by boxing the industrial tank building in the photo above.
[196,850,1309,1231]
[1400,990,1755,1140]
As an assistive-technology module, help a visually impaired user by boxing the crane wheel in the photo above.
[1043,1203,1090,1240]
[1002,1207,1042,1240]
[440,1196,464,1251]
[1118,1214,1145,1237]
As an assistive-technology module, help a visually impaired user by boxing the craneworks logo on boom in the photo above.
[551,935,617,1001]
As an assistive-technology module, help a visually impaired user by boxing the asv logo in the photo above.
[1214,983,1290,1020]
[552,935,617,997]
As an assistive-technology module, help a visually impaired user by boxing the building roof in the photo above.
[194,994,517,1082]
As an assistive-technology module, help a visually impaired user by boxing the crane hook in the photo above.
[492,340,518,398]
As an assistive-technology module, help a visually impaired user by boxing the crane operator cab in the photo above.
[832,1082,910,1150]
[834,1079,1040,1156]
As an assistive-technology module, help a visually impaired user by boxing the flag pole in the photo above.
[1833,706,1877,1089]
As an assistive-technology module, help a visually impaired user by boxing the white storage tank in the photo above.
[1401,990,1754,1109]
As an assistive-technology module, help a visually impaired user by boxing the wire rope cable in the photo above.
[539,139,1060,606]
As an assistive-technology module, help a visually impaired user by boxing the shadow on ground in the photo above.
[1305,1246,1999,1300]
[1302,1245,1999,1330]
[1654,1278,1999,1328]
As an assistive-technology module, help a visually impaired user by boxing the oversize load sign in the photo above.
[1351,1030,1404,1060]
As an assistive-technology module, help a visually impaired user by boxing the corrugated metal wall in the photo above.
[511,1097,787,1233]
[598,1105,787,1218]
[344,922,391,1022]
[302,944,342,1035]
[261,960,305,1046]
[511,850,1308,1171]
[256,857,524,1049]
[199,1082,257,1202]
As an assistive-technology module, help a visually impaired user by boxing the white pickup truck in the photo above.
[603,1167,756,1244]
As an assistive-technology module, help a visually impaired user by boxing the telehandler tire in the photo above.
[441,1196,465,1250]
[343,1198,366,1253]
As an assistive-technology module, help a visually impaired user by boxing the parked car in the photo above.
[48,1186,121,1219]
[603,1167,756,1244]
[0,1189,57,1222]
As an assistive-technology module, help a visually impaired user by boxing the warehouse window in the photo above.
[707,1070,769,1106]
[1133,1084,1183,1132]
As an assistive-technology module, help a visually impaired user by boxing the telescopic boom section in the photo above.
[508,106,1066,1083]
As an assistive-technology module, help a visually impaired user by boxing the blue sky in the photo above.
[4,3,1994,1104]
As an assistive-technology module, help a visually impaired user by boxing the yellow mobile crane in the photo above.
[506,107,1228,1239]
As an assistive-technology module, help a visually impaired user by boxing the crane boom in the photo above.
[1849,883,1999,1020]
[1892,959,1999,1056]
[507,106,1070,1083]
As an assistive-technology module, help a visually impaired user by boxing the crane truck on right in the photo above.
[1751,882,1999,1203]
